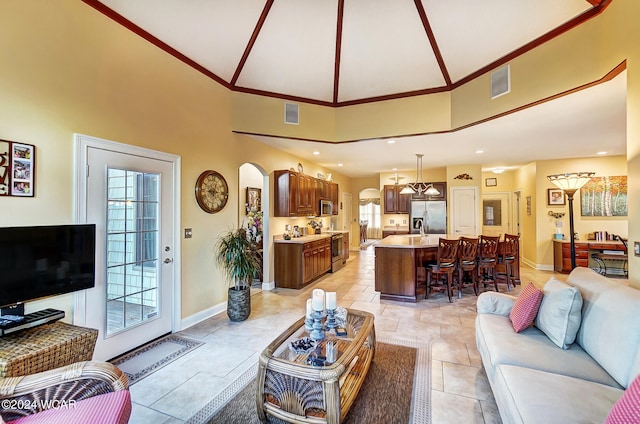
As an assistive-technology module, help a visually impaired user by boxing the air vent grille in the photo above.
[284,102,299,125]
[491,65,510,99]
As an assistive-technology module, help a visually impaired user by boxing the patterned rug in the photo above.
[110,334,204,385]
[186,335,431,424]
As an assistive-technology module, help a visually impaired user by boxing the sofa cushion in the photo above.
[535,278,583,349]
[5,390,131,424]
[568,267,640,388]
[476,291,516,317]
[492,364,623,424]
[509,282,543,333]
[606,373,640,424]
[476,313,621,388]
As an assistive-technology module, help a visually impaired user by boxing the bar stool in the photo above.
[500,233,520,291]
[426,238,459,302]
[477,235,500,292]
[456,237,479,296]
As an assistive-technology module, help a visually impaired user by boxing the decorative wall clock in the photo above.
[195,170,229,213]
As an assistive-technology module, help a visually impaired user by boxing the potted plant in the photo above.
[215,227,261,322]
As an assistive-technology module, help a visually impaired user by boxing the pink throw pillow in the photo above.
[606,373,640,424]
[509,282,543,333]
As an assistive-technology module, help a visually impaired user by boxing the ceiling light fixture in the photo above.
[597,151,607,155]
[475,149,485,154]
[313,151,320,155]
[492,168,505,174]
[399,154,440,196]
[337,163,343,167]
[387,139,396,144]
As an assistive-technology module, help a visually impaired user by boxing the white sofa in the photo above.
[475,267,640,424]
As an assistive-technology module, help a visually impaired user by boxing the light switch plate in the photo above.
[390,219,394,224]
[185,228,193,239]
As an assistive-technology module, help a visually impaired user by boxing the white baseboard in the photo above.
[180,301,226,331]
[261,280,275,290]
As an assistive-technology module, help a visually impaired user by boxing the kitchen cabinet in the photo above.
[383,185,410,214]
[274,170,339,217]
[342,232,350,262]
[553,240,589,273]
[275,237,331,289]
[329,182,339,215]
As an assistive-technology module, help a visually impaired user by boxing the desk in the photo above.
[552,240,627,275]
[0,322,98,377]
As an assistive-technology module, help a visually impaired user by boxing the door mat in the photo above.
[110,334,204,385]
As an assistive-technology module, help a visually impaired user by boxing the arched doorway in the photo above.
[359,188,382,247]
[238,163,271,290]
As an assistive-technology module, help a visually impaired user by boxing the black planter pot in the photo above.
[227,286,251,322]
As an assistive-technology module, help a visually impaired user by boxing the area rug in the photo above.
[186,335,431,424]
[110,334,204,385]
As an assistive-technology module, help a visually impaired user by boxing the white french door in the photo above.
[74,135,179,361]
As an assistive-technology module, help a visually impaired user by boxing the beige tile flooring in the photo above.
[128,246,564,424]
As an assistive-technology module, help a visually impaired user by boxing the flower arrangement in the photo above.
[245,210,263,246]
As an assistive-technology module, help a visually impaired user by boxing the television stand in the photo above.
[0,308,65,336]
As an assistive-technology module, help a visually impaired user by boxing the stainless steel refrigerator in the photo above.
[410,200,447,234]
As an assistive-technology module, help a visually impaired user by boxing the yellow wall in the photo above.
[2,0,640,326]
[534,156,628,268]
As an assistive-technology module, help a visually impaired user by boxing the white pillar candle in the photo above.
[306,298,313,318]
[326,292,337,310]
[312,289,325,311]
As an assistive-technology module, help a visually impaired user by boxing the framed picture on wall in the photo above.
[10,142,35,197]
[547,189,565,205]
[246,187,261,213]
[526,196,532,215]
[485,178,497,187]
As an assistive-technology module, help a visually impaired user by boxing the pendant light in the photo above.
[399,154,440,196]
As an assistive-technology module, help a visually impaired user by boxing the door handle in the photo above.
[163,258,173,264]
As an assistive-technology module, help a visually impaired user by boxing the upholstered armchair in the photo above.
[0,361,131,424]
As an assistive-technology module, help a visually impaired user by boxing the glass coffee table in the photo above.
[256,308,375,424]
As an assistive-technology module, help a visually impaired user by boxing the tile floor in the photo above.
[128,245,564,424]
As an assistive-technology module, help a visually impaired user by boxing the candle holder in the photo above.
[304,315,314,331]
[309,310,325,341]
[325,308,338,331]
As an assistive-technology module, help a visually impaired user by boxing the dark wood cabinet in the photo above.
[342,232,350,262]
[329,182,339,215]
[275,238,332,288]
[553,240,589,273]
[383,185,410,214]
[274,170,339,217]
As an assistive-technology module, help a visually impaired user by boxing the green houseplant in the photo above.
[215,227,261,321]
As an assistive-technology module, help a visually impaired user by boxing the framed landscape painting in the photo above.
[580,176,627,216]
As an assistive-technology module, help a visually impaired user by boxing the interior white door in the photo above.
[482,192,510,238]
[81,145,175,360]
[451,187,478,236]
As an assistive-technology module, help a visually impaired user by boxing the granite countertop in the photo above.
[273,233,332,244]
[377,233,478,248]
[376,234,443,248]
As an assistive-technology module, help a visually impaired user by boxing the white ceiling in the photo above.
[92,0,624,178]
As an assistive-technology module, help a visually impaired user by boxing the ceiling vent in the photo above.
[491,65,510,99]
[284,102,299,125]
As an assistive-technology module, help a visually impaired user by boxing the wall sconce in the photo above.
[548,211,566,219]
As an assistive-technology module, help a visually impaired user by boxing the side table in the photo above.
[0,322,98,377]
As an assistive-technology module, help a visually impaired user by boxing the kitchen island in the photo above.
[374,234,519,302]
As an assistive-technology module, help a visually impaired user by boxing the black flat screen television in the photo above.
[0,224,96,308]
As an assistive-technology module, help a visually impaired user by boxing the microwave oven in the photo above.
[319,199,333,216]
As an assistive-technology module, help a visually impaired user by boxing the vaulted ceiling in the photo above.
[85,1,623,177]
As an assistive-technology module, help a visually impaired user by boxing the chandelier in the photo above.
[399,154,440,196]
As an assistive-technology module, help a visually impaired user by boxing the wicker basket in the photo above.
[0,322,98,377]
